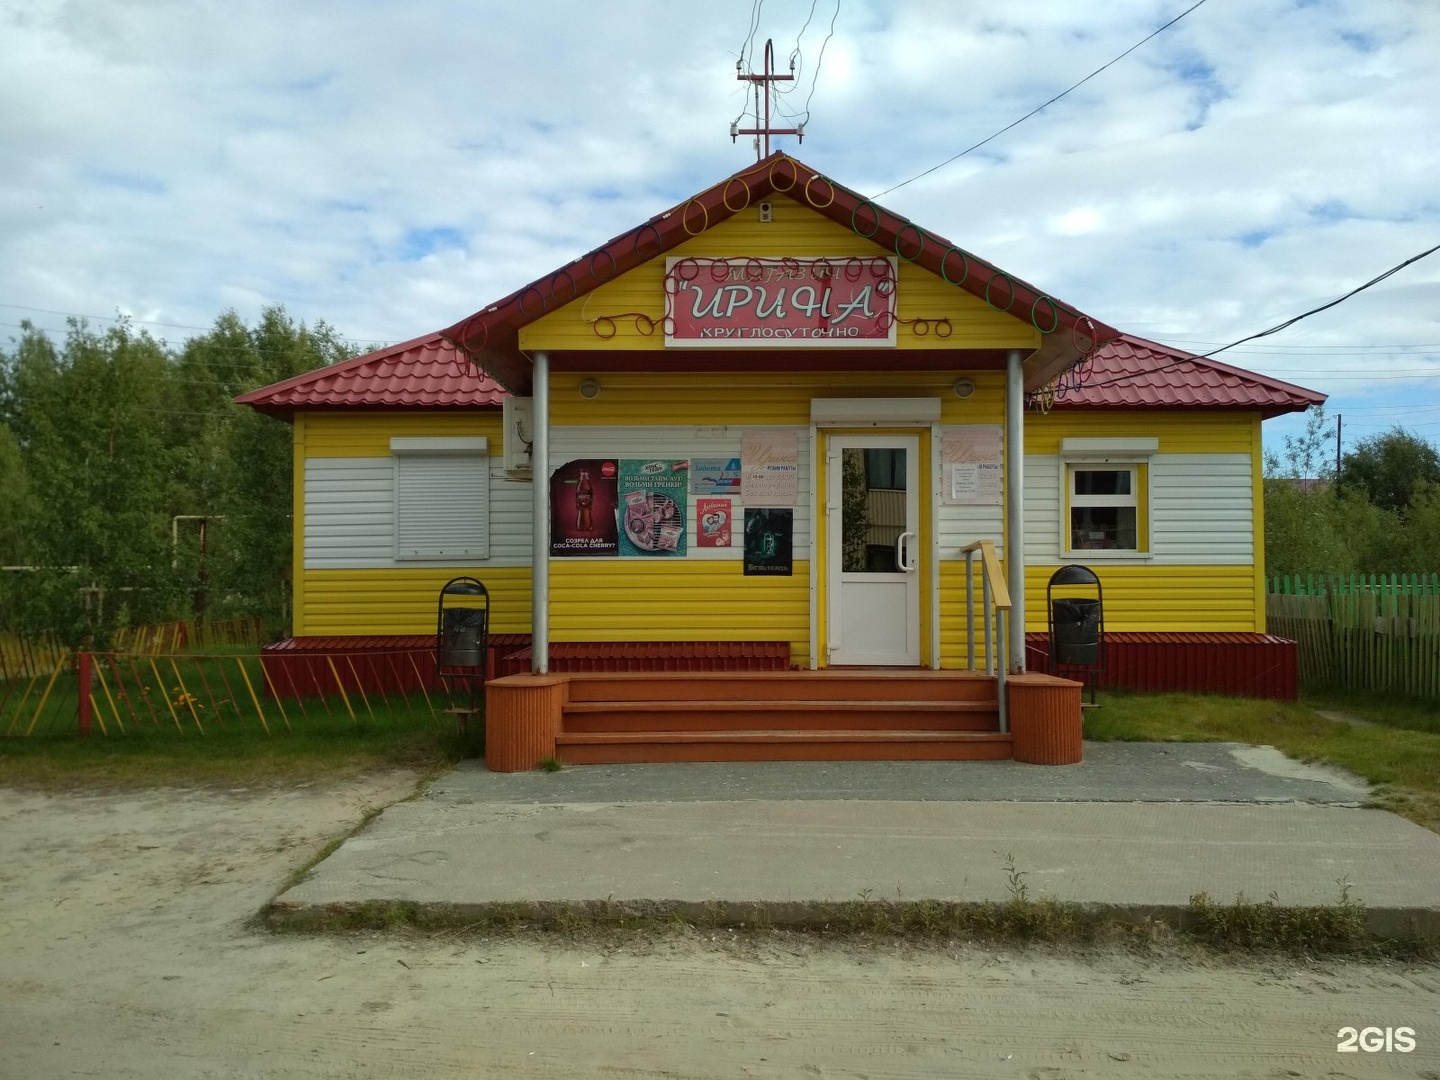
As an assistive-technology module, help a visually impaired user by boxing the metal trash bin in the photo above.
[436,576,490,677]
[440,606,488,669]
[1051,597,1101,667]
[1046,564,1104,705]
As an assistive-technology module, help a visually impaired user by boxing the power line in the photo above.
[872,0,1210,199]
[1075,241,1440,392]
[797,0,839,126]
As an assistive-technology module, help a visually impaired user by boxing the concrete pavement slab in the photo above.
[273,804,1440,938]
[424,742,1373,805]
[269,744,1438,940]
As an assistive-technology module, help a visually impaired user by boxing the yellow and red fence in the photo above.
[1,649,469,737]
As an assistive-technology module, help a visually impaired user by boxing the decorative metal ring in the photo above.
[894,222,925,262]
[803,173,835,208]
[984,272,1016,313]
[518,285,547,319]
[722,177,752,212]
[682,199,708,236]
[1029,295,1060,334]
[769,158,798,191]
[633,222,663,260]
[940,246,969,287]
[590,247,618,282]
[851,200,882,239]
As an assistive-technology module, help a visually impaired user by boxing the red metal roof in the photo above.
[1050,334,1324,418]
[438,153,1123,395]
[238,330,1323,417]
[235,331,507,417]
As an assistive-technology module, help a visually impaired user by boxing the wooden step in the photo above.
[565,670,998,704]
[562,699,999,733]
[555,729,1014,765]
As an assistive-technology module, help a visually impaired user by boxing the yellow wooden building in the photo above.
[241,154,1322,766]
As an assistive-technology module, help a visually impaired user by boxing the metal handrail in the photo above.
[961,540,1012,734]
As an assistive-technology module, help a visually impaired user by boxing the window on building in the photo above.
[1068,465,1139,552]
[391,438,489,561]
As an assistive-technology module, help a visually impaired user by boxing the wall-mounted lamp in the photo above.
[578,378,601,400]
[952,378,976,399]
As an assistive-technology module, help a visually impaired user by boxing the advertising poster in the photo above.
[740,430,799,506]
[550,459,619,557]
[696,498,733,548]
[689,456,742,496]
[619,459,688,557]
[941,426,1004,506]
[743,508,793,576]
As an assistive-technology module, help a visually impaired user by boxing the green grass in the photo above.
[1301,688,1440,735]
[0,707,476,790]
[1085,689,1440,832]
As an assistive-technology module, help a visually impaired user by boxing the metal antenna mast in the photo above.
[732,39,803,160]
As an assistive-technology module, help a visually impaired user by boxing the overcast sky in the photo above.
[3,0,1438,456]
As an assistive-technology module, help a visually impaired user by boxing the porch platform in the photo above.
[485,669,1082,769]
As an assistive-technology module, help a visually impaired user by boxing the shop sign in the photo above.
[665,257,897,347]
[740,430,799,506]
[941,426,1004,506]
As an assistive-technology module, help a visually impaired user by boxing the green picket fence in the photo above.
[1266,575,1440,699]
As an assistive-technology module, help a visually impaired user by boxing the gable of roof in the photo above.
[1049,334,1324,418]
[235,331,507,418]
[439,153,1121,395]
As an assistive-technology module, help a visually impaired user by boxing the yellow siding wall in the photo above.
[550,560,812,668]
[551,370,1006,427]
[299,566,533,636]
[302,411,504,458]
[521,196,1040,354]
[936,562,1260,667]
[1022,564,1260,632]
[1024,410,1254,456]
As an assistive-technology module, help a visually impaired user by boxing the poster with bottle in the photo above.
[696,498,732,548]
[549,459,619,557]
[618,459,688,557]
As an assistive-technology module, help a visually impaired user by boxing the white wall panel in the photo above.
[304,457,530,569]
[1023,452,1253,566]
[1151,453,1253,562]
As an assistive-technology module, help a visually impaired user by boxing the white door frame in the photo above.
[824,432,922,666]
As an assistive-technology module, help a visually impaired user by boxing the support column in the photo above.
[530,351,550,674]
[1005,349,1026,674]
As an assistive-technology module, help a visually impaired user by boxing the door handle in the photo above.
[896,531,916,572]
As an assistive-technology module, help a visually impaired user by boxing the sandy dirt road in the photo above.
[1,775,1437,1080]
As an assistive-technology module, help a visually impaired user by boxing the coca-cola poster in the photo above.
[618,459,688,557]
[549,459,619,557]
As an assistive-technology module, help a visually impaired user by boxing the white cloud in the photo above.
[0,0,1437,448]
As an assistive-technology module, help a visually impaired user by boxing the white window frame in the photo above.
[1060,437,1156,561]
[390,437,490,562]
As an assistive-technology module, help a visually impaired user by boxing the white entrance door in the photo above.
[825,433,921,666]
